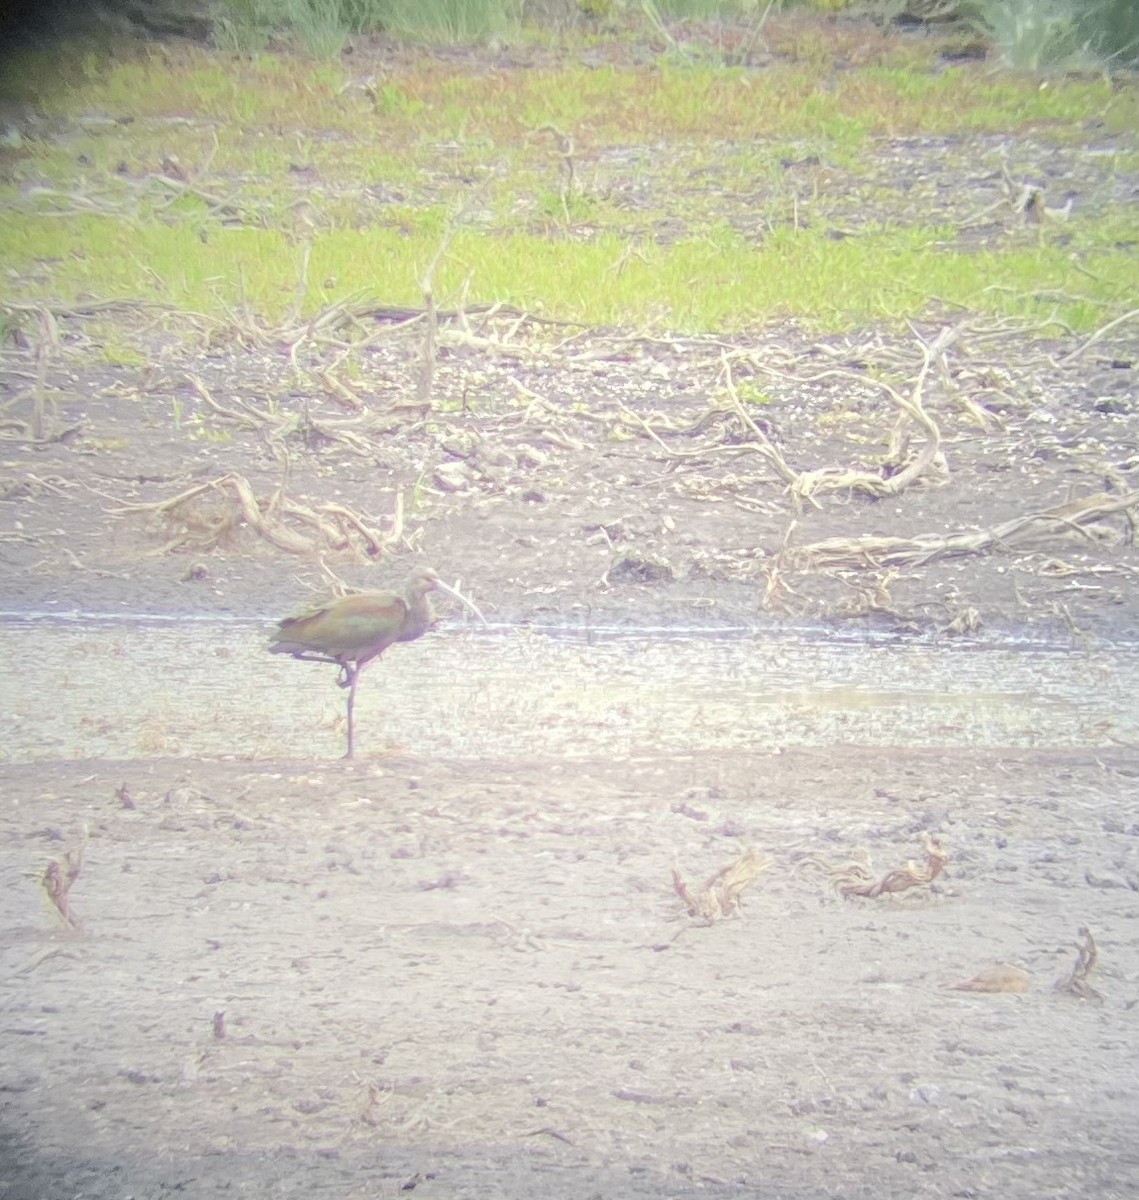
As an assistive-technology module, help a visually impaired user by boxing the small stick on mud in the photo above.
[673,846,770,921]
[41,833,87,929]
[520,1125,576,1145]
[1054,926,1105,1005]
[802,832,947,899]
[1058,307,1139,365]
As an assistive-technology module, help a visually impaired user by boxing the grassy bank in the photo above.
[1,23,1136,337]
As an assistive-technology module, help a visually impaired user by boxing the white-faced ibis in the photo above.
[270,568,485,759]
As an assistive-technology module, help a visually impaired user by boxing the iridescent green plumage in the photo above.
[270,568,482,759]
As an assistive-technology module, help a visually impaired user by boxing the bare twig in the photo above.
[1057,308,1139,366]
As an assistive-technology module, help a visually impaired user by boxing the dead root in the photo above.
[730,323,954,504]
[185,376,410,460]
[605,323,953,509]
[793,490,1139,571]
[108,471,403,560]
[802,832,948,900]
[828,569,913,625]
[1054,925,1104,1005]
[758,522,804,614]
[672,846,770,921]
[40,832,87,929]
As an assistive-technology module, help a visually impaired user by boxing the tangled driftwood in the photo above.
[792,490,1139,571]
[185,376,407,461]
[564,327,952,513]
[110,472,403,559]
[735,324,956,504]
[803,832,948,899]
[672,847,770,921]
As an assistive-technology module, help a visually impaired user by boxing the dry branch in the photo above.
[187,376,399,460]
[1058,308,1139,366]
[803,832,947,899]
[732,324,955,504]
[947,963,1031,994]
[109,472,401,559]
[672,846,770,920]
[719,354,804,491]
[793,490,1139,571]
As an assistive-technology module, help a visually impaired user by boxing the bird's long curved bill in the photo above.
[437,579,489,626]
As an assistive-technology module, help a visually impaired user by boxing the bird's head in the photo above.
[407,567,441,597]
[408,568,488,625]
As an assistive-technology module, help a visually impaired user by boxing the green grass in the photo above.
[11,45,1130,142]
[0,34,1135,338]
[973,0,1139,71]
[1,207,1133,334]
[375,0,525,41]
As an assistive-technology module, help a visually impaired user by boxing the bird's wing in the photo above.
[272,591,408,659]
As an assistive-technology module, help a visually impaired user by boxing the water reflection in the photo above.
[0,619,1132,761]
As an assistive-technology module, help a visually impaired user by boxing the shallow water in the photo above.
[1,618,1134,761]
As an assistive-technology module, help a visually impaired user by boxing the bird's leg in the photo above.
[343,665,360,759]
[338,650,382,689]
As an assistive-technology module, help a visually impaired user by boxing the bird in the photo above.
[270,567,485,759]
